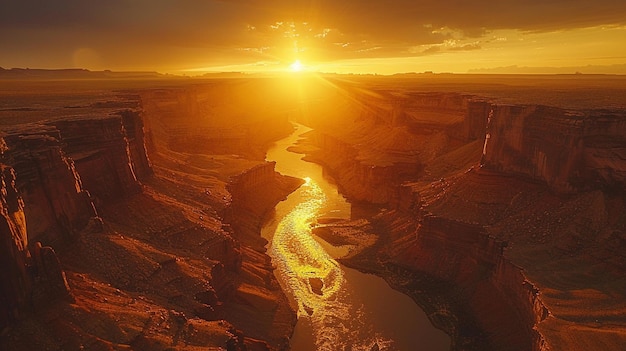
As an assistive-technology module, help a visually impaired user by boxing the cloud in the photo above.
[1,0,626,69]
[449,43,482,51]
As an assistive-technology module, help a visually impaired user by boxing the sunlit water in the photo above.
[263,124,450,351]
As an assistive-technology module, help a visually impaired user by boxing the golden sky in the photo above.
[1,0,626,74]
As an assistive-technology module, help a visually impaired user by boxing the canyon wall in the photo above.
[385,214,549,351]
[482,105,626,192]
[53,114,144,204]
[0,145,74,334]
[223,161,302,347]
[0,105,153,336]
[1,110,152,246]
[301,90,485,204]
[226,161,303,246]
[1,80,299,349]
[117,108,153,180]
[140,82,295,159]
[129,80,305,349]
[305,130,424,203]
[463,99,491,141]
[0,164,31,333]
[2,109,272,343]
[307,84,625,204]
[1,125,97,246]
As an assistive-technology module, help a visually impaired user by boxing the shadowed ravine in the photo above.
[262,124,450,351]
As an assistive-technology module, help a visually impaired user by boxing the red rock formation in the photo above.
[1,125,96,245]
[226,161,303,246]
[385,214,549,351]
[298,91,486,204]
[0,160,73,334]
[4,75,619,350]
[134,81,306,348]
[0,165,30,333]
[221,161,302,348]
[463,99,491,141]
[53,115,143,203]
[308,129,425,203]
[118,108,153,180]
[482,105,626,192]
[140,82,294,159]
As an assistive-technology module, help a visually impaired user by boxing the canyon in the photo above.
[1,74,625,350]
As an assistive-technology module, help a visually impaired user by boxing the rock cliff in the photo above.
[117,108,153,180]
[140,80,295,160]
[0,164,31,333]
[482,105,626,192]
[0,151,73,335]
[222,161,302,347]
[53,115,144,203]
[0,107,150,342]
[296,88,485,204]
[377,212,549,350]
[1,125,96,245]
[226,161,303,248]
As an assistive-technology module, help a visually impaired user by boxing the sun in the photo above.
[290,60,303,72]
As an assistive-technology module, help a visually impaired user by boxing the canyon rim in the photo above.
[1,72,625,351]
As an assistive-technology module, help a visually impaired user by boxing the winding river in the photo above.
[262,124,450,351]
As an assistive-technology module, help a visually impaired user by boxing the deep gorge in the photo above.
[1,75,625,350]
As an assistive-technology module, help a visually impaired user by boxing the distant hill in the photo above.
[468,64,626,75]
[0,67,166,80]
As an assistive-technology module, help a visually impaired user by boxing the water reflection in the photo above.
[273,177,342,317]
[264,124,450,351]
[271,177,378,350]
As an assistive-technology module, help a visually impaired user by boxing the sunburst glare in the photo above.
[290,60,303,72]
